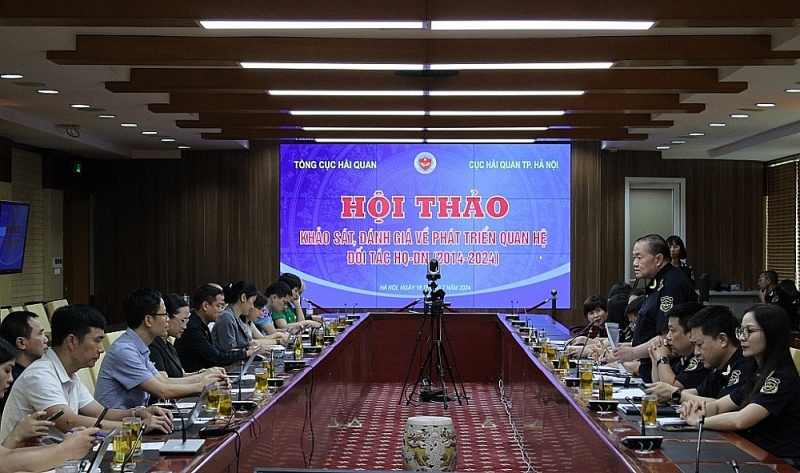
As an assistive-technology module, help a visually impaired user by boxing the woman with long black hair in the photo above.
[682,304,800,467]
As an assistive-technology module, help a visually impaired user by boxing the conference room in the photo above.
[0,2,799,472]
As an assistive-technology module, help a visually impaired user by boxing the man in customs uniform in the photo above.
[613,234,695,383]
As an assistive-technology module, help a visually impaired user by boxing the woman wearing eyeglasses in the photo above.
[150,293,227,382]
[682,304,800,467]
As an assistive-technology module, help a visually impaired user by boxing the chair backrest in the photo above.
[790,347,800,375]
[0,307,9,321]
[103,330,125,350]
[45,299,69,319]
[23,303,52,336]
[76,367,95,395]
[89,352,106,384]
[10,306,23,313]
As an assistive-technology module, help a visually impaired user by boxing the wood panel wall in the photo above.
[93,142,280,321]
[569,145,765,327]
[92,142,765,326]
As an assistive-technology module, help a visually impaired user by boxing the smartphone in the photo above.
[93,406,109,428]
[46,408,65,422]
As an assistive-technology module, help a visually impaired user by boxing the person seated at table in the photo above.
[682,304,800,468]
[213,281,257,349]
[249,293,289,346]
[95,288,227,409]
[213,281,279,351]
[608,282,633,299]
[271,274,322,332]
[149,293,228,382]
[567,295,609,354]
[0,337,101,470]
[254,281,293,336]
[0,304,173,444]
[605,293,630,338]
[175,284,261,373]
[0,311,49,415]
[647,305,749,404]
[647,302,710,389]
[592,296,645,373]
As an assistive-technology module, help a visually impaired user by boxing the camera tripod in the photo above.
[398,285,468,409]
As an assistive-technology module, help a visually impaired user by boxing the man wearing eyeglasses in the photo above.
[94,288,226,409]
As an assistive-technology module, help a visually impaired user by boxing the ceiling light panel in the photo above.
[430,20,654,31]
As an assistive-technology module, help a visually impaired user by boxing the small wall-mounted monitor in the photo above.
[0,201,30,274]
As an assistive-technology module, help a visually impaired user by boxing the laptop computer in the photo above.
[80,427,116,473]
[227,349,262,384]
[172,381,215,431]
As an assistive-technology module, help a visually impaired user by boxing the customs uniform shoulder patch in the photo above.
[726,369,741,387]
[771,294,780,303]
[659,295,674,312]
[685,357,700,371]
[760,375,780,394]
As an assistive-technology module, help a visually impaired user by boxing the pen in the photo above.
[66,430,106,438]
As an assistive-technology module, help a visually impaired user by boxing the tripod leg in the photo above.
[399,309,432,405]
[433,340,450,410]
[438,313,468,405]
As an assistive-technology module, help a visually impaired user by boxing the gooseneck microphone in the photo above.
[170,399,187,443]
[625,396,646,436]
[573,321,596,369]
[730,459,740,473]
[237,359,244,401]
[695,415,705,473]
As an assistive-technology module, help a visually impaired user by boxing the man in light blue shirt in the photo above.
[94,288,226,409]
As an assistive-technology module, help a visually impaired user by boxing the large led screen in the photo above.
[280,144,570,309]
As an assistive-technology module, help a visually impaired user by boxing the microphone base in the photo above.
[159,439,205,454]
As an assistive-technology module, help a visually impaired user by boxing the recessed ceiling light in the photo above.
[97,114,116,119]
[160,138,176,142]
[785,88,800,93]
[708,123,726,127]
[730,114,749,119]
[37,89,59,94]
[242,62,424,71]
[120,123,138,127]
[671,140,686,144]
[430,62,613,70]
[755,103,776,107]
[141,131,158,135]
[430,20,654,31]
[201,20,423,29]
[688,132,705,137]
[178,146,191,149]
[70,104,91,109]
[656,146,670,150]
[0,74,23,79]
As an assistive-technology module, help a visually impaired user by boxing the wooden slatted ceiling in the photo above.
[1,0,798,144]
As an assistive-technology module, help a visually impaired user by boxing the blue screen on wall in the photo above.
[0,201,30,275]
[280,144,570,309]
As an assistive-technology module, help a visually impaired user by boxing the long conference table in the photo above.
[104,312,795,473]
